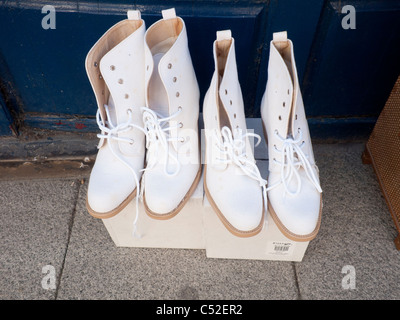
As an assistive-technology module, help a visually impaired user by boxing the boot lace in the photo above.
[213,126,268,209]
[141,106,184,177]
[267,128,322,196]
[96,105,146,238]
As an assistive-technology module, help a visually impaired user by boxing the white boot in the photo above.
[261,31,323,241]
[85,10,146,222]
[141,8,201,219]
[203,30,266,237]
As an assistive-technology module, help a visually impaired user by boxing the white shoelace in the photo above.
[267,128,322,196]
[96,104,146,238]
[141,106,184,177]
[213,126,268,209]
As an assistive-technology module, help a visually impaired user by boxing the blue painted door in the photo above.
[0,1,399,139]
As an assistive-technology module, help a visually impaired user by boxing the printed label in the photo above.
[266,241,295,256]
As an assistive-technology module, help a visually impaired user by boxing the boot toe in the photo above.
[143,164,200,215]
[268,182,321,237]
[210,179,264,233]
[222,197,264,232]
[86,151,141,215]
[87,176,136,215]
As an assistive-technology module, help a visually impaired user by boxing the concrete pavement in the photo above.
[1,141,399,300]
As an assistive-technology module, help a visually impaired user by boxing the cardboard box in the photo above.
[102,119,310,261]
[102,168,309,260]
[203,196,309,261]
[202,160,310,262]
[102,174,205,249]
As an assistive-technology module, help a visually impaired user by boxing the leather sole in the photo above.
[86,187,137,219]
[203,164,265,238]
[143,164,203,220]
[261,120,322,242]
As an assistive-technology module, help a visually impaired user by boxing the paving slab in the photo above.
[1,141,399,300]
[295,143,400,299]
[0,179,79,299]
[57,182,299,300]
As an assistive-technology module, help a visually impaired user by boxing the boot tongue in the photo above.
[270,34,294,139]
[218,43,235,129]
[155,8,185,119]
[287,44,299,138]
[143,8,186,153]
[217,31,245,132]
[215,31,256,161]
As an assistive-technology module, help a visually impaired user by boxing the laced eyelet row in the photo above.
[221,88,239,128]
[94,62,133,102]
[167,63,185,131]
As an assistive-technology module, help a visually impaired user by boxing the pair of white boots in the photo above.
[85,9,201,236]
[85,9,323,242]
[204,30,323,241]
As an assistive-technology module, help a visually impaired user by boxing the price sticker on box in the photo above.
[266,241,296,256]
